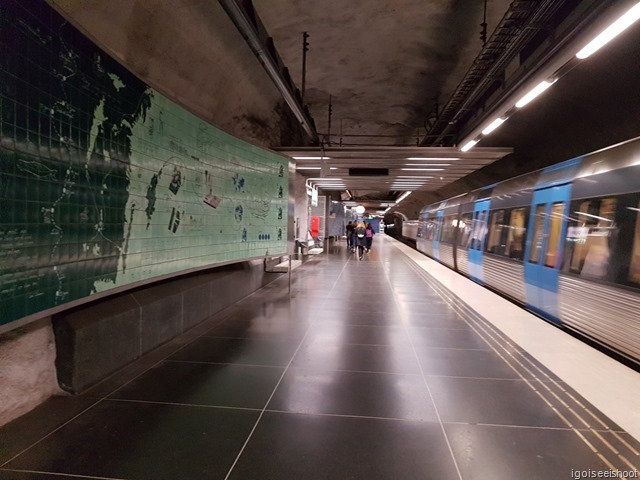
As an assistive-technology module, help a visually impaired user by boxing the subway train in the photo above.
[402,136,640,366]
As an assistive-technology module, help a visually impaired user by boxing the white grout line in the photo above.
[393,239,640,470]
[222,250,356,480]
[0,468,127,480]
[390,238,640,442]
[380,239,464,480]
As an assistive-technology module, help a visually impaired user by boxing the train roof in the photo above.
[419,135,640,215]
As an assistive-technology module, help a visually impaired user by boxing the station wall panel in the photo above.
[0,0,288,330]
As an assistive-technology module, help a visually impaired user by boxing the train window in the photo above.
[630,201,640,284]
[458,213,472,247]
[441,215,457,244]
[486,210,505,255]
[505,208,527,260]
[543,202,565,268]
[468,210,487,250]
[434,215,444,242]
[563,198,617,279]
[529,205,546,263]
[423,214,435,240]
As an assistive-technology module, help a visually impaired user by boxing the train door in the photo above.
[432,210,444,260]
[468,199,490,283]
[523,184,571,322]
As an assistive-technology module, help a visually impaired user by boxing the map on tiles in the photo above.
[0,1,288,328]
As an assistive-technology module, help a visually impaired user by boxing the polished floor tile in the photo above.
[428,376,568,427]
[3,401,259,480]
[109,361,284,409]
[417,346,535,379]
[445,423,611,480]
[306,323,410,347]
[227,412,460,480]
[205,314,309,341]
[268,368,437,420]
[168,336,298,366]
[292,341,421,374]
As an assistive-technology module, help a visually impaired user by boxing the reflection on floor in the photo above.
[1,236,639,479]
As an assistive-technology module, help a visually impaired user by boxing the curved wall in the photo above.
[0,1,288,332]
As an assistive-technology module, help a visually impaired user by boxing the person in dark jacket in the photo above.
[345,221,355,250]
[365,222,375,253]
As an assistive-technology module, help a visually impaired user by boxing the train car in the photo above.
[414,136,640,365]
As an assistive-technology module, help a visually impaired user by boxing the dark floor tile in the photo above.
[445,423,610,480]
[331,284,392,294]
[227,412,460,480]
[4,401,259,480]
[409,326,492,350]
[205,313,309,341]
[292,341,420,374]
[403,314,471,329]
[403,311,463,326]
[168,336,299,366]
[394,292,443,302]
[417,346,534,379]
[428,376,568,428]
[268,368,437,420]
[313,309,402,327]
[327,292,393,303]
[307,323,409,346]
[109,361,284,409]
[0,471,106,479]
[0,396,97,465]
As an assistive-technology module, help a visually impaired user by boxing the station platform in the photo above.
[1,235,639,479]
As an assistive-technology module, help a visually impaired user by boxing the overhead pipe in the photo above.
[219,0,319,144]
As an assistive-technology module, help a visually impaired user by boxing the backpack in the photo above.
[356,227,365,238]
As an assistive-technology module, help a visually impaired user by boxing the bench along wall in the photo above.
[0,0,291,420]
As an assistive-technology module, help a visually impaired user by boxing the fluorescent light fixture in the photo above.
[398,176,432,178]
[396,191,412,203]
[403,163,450,167]
[577,2,640,59]
[515,80,556,108]
[401,168,444,171]
[296,166,338,170]
[482,117,506,135]
[293,156,331,160]
[406,157,460,160]
[355,205,366,214]
[460,140,478,152]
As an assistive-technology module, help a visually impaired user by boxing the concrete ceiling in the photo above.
[248,0,640,216]
[253,0,512,147]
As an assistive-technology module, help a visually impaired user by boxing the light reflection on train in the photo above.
[401,136,640,365]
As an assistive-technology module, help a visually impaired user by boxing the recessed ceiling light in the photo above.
[401,168,444,171]
[406,157,460,160]
[402,164,450,167]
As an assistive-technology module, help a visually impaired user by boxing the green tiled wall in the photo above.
[0,1,288,328]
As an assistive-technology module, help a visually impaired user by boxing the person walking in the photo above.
[345,221,355,250]
[354,221,367,260]
[365,222,375,254]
